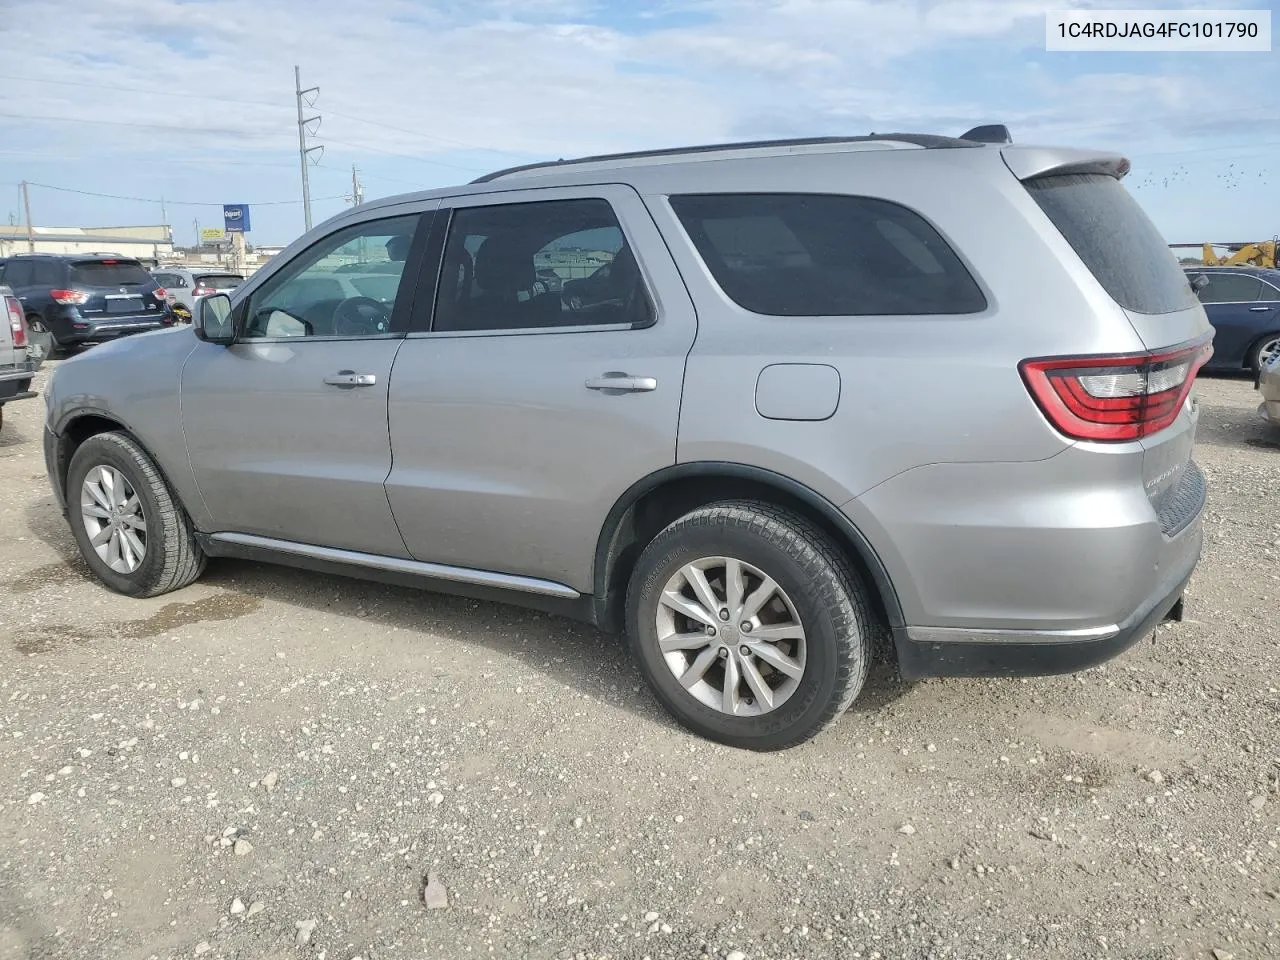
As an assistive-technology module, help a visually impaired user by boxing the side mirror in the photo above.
[194,294,236,345]
[1190,273,1210,294]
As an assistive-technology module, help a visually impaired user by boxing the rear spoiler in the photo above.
[1001,146,1130,182]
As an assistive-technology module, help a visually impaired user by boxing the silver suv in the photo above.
[42,130,1211,749]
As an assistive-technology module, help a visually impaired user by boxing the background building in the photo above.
[0,224,173,265]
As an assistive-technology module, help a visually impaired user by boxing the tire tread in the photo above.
[71,431,205,597]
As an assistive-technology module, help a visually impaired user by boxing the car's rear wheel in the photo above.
[67,431,205,597]
[1250,334,1280,373]
[626,501,876,750]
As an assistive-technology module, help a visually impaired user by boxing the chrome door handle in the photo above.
[1249,305,1272,312]
[324,371,377,387]
[585,373,657,393]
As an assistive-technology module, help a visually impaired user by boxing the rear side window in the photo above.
[32,261,62,286]
[669,193,986,317]
[1195,274,1263,304]
[1025,173,1195,315]
[3,261,33,287]
[434,198,652,332]
[70,260,153,286]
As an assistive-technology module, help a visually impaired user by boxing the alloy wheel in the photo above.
[655,556,806,716]
[80,465,148,574]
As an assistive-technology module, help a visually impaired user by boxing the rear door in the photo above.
[384,185,697,591]
[181,207,434,556]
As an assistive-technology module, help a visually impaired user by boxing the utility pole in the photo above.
[193,217,200,252]
[294,65,323,232]
[350,165,364,206]
[20,181,34,253]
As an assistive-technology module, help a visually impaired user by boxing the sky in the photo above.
[0,0,1276,246]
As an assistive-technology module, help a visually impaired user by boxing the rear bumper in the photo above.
[43,306,172,344]
[0,364,36,404]
[61,319,171,345]
[893,531,1199,679]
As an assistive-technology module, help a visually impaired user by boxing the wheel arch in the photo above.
[53,409,159,508]
[592,462,904,635]
[1246,327,1280,370]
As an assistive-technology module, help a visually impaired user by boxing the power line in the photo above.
[0,109,259,137]
[0,73,288,110]
[23,181,347,207]
[320,134,489,173]
[323,106,537,160]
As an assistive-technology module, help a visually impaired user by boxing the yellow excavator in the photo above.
[1169,239,1277,269]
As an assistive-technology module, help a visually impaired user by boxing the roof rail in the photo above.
[471,132,981,184]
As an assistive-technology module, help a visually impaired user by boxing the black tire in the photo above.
[1249,333,1280,374]
[66,431,206,597]
[625,500,879,751]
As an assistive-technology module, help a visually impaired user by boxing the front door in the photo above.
[181,208,434,556]
[385,186,697,591]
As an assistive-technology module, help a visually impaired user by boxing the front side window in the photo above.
[434,198,652,333]
[1195,274,1263,304]
[669,193,986,317]
[245,215,418,339]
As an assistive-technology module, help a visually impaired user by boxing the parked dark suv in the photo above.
[0,255,174,354]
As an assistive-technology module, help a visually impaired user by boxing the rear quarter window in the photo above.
[1025,173,1195,316]
[669,193,986,317]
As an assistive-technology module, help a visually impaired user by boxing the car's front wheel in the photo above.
[626,501,876,750]
[1250,333,1280,374]
[66,431,206,597]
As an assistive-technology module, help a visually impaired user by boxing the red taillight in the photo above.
[153,287,168,300]
[193,285,214,296]
[5,297,26,348]
[1020,337,1213,442]
[50,288,89,305]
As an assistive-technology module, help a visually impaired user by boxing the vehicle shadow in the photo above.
[1195,375,1280,451]
[21,497,912,735]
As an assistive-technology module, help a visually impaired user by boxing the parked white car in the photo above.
[150,268,243,321]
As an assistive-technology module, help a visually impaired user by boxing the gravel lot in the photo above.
[0,363,1276,960]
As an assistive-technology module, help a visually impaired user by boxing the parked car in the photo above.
[151,268,243,323]
[0,255,174,355]
[40,130,1210,749]
[1182,266,1280,374]
[1258,348,1280,429]
[0,284,39,432]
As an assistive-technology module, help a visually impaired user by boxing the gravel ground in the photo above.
[0,364,1276,960]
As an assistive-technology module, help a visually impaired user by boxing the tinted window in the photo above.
[1025,174,1195,315]
[3,261,33,288]
[247,214,418,339]
[669,193,985,317]
[69,260,152,286]
[434,198,652,333]
[195,274,242,290]
[32,260,63,286]
[1196,274,1263,304]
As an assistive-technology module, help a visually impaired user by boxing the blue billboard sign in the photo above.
[223,204,251,233]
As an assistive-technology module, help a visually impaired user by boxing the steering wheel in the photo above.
[333,297,392,337]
